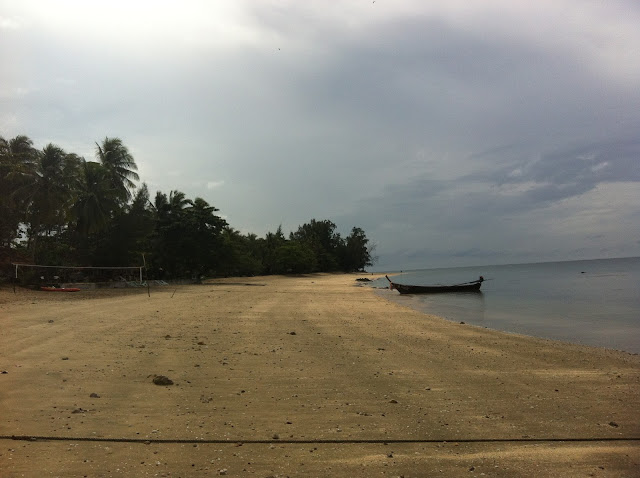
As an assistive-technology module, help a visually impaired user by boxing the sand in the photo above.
[1,273,638,477]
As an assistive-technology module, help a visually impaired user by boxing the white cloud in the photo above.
[206,180,225,190]
[0,15,21,29]
[0,86,33,99]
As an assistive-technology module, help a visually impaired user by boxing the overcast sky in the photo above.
[2,0,639,270]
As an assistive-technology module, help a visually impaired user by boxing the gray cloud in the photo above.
[2,1,639,269]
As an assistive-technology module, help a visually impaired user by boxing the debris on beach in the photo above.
[151,375,174,385]
[89,393,100,398]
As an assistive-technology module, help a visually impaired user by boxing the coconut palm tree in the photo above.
[150,190,193,277]
[0,135,38,247]
[35,145,81,228]
[0,135,39,208]
[2,135,38,162]
[73,160,118,236]
[95,137,139,204]
[25,144,81,259]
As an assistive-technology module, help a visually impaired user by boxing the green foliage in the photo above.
[272,241,317,274]
[24,144,82,259]
[92,184,156,267]
[1,133,375,277]
[150,191,228,278]
[262,225,286,274]
[216,228,263,277]
[287,220,373,272]
[0,135,38,248]
[95,137,139,204]
[343,227,373,272]
[73,160,118,236]
[290,219,342,271]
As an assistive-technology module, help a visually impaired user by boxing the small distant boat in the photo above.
[386,275,484,294]
[40,286,81,292]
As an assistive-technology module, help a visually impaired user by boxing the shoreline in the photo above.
[372,259,640,355]
[1,274,639,476]
[375,286,640,356]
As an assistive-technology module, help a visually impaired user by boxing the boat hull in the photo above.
[40,287,81,292]
[386,275,483,294]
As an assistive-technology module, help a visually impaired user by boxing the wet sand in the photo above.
[1,273,639,477]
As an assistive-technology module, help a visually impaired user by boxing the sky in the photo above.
[2,0,639,270]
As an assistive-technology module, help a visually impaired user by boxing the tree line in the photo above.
[1,135,375,280]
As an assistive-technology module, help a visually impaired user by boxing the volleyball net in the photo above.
[12,263,144,287]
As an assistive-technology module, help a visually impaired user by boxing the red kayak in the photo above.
[40,286,81,292]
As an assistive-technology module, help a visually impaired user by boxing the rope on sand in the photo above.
[2,435,639,444]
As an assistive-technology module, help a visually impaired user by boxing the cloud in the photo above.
[0,16,21,30]
[1,0,639,268]
[206,180,225,190]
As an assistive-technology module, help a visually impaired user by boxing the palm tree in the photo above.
[3,135,38,163]
[122,183,155,257]
[34,144,81,228]
[24,144,81,259]
[151,190,193,277]
[0,135,39,206]
[263,225,286,274]
[168,190,192,214]
[73,160,118,236]
[153,190,192,221]
[0,135,38,247]
[95,137,139,204]
[190,197,225,229]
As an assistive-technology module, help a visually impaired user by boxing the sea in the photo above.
[369,257,640,354]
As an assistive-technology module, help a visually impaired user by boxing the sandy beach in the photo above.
[1,273,639,477]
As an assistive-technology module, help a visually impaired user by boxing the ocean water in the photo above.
[370,257,640,354]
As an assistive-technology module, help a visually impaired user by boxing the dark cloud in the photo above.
[2,1,639,269]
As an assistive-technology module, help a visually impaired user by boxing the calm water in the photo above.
[370,257,640,354]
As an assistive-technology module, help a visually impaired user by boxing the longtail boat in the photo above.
[385,275,484,294]
[40,286,81,292]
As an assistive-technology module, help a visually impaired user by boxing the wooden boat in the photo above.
[386,275,483,294]
[40,286,81,292]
